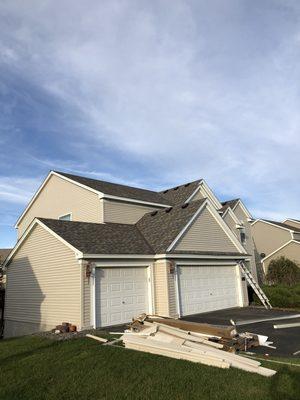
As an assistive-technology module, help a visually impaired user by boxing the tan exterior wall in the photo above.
[251,221,292,256]
[152,260,177,317]
[4,224,81,338]
[17,174,102,238]
[232,204,257,280]
[223,212,239,238]
[102,199,158,224]
[263,242,300,273]
[175,207,238,253]
[284,220,300,229]
[191,189,205,202]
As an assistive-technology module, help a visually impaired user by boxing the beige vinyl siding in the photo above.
[103,199,158,224]
[5,224,81,331]
[263,241,300,273]
[223,212,239,238]
[175,207,238,253]
[17,174,102,238]
[284,219,300,229]
[233,204,258,280]
[82,263,91,328]
[153,260,171,316]
[191,189,205,202]
[251,221,292,256]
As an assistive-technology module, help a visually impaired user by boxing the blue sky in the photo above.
[1,0,300,248]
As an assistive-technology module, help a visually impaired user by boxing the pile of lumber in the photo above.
[120,314,276,377]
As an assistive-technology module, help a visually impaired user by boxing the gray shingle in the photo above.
[159,180,202,205]
[136,199,206,253]
[39,219,154,254]
[55,171,170,205]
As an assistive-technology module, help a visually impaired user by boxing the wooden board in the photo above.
[148,318,236,339]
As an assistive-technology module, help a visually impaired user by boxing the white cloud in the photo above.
[1,0,300,219]
[0,177,41,204]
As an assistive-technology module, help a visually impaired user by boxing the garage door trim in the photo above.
[174,262,243,317]
[92,263,154,328]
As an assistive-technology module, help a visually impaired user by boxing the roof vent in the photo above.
[184,183,190,187]
[151,211,158,216]
[181,203,189,209]
[165,207,173,213]
[173,186,179,191]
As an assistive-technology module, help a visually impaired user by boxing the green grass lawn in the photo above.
[0,336,299,400]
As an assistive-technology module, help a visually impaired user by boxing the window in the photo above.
[59,213,72,221]
[240,228,246,244]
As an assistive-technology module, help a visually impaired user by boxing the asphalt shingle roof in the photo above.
[220,199,240,212]
[0,249,12,265]
[55,171,170,205]
[136,199,206,253]
[159,180,202,205]
[39,219,154,255]
[38,199,208,255]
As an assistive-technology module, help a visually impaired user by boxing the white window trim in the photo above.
[58,212,73,221]
[91,263,153,329]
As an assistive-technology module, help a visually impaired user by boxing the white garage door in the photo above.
[95,267,149,327]
[177,265,240,316]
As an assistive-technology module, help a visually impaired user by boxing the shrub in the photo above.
[266,256,300,286]
[254,284,300,308]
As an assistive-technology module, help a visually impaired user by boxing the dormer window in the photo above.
[59,213,72,221]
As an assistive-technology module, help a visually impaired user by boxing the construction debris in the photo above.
[113,314,276,377]
[231,313,300,326]
[52,322,77,334]
[273,322,300,329]
[86,334,108,343]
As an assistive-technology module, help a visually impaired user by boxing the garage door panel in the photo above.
[178,265,239,316]
[95,267,149,327]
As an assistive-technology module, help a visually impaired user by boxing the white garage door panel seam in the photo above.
[94,266,151,327]
[176,264,240,317]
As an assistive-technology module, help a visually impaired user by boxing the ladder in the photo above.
[238,261,272,309]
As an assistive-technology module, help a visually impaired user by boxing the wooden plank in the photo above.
[273,322,300,329]
[233,314,300,326]
[148,318,236,338]
[153,323,224,349]
[86,334,108,343]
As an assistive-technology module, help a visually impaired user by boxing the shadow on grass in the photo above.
[0,341,57,366]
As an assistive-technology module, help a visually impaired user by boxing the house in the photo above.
[0,249,12,288]
[3,171,255,338]
[251,219,300,274]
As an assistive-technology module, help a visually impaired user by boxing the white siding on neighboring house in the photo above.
[102,199,158,224]
[17,174,102,238]
[4,224,82,338]
[175,207,238,253]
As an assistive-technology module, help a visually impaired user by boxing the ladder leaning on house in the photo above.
[238,261,272,310]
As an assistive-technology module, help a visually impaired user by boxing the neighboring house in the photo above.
[251,219,300,274]
[220,199,258,281]
[0,249,12,288]
[3,171,254,338]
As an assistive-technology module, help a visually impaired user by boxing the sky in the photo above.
[1,0,300,248]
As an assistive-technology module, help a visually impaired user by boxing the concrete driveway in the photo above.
[182,307,300,357]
